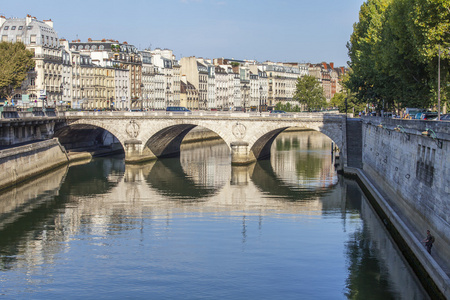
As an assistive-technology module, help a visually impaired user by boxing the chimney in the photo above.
[26,14,32,26]
[0,15,5,27]
[330,62,334,69]
[43,19,53,28]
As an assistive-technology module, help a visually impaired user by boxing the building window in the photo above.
[18,26,23,30]
[11,26,16,30]
[1,35,7,42]
[27,26,32,30]
[30,35,36,44]
[4,26,8,30]
[16,35,22,42]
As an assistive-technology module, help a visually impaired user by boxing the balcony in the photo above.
[34,54,63,63]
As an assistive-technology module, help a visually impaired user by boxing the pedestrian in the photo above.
[422,229,435,254]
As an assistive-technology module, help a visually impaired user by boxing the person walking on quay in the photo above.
[422,229,435,254]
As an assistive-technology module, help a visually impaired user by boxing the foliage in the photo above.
[0,42,35,100]
[346,0,450,111]
[293,75,327,111]
[274,102,302,112]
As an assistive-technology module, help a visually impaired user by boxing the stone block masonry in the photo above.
[0,139,70,191]
[354,117,450,299]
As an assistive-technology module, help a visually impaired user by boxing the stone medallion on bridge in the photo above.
[126,120,140,138]
[232,122,247,140]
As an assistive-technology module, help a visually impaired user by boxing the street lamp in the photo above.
[60,83,64,111]
[259,85,263,113]
[437,45,450,120]
[243,84,247,112]
[438,45,441,121]
[140,83,144,111]
[80,87,84,111]
[166,83,170,108]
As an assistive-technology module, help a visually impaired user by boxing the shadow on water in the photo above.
[251,159,334,201]
[59,157,125,197]
[145,157,220,201]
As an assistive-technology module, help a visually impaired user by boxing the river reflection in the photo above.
[0,130,428,299]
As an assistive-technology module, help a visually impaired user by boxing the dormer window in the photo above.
[4,26,9,30]
[11,26,16,30]
[27,26,32,30]
[18,26,23,30]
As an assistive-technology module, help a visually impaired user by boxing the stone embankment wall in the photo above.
[0,139,91,191]
[357,117,450,298]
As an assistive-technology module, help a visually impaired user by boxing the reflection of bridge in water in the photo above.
[0,131,428,298]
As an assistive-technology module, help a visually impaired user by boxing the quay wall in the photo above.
[354,117,450,299]
[0,139,70,191]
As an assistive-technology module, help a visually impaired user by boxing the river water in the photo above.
[0,130,428,299]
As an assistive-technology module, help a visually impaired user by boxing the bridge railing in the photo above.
[0,109,346,121]
[61,110,346,120]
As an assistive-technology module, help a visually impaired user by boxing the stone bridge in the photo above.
[59,111,347,165]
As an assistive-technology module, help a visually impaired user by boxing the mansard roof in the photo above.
[0,16,59,48]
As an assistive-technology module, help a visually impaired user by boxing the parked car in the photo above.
[439,114,450,121]
[414,112,424,120]
[421,112,438,120]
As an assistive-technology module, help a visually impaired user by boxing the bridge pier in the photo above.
[230,142,256,165]
[124,139,157,164]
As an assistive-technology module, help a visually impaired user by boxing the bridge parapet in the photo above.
[62,113,347,165]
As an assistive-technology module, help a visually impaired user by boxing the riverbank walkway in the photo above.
[347,167,450,299]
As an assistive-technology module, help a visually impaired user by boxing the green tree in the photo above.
[347,0,450,111]
[330,92,346,111]
[346,0,392,109]
[0,41,35,101]
[293,75,326,111]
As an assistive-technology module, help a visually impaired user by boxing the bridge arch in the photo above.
[63,114,345,165]
[54,121,125,154]
[248,122,343,162]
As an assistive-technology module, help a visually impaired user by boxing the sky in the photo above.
[1,0,365,67]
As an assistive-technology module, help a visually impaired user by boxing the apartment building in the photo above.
[69,39,142,108]
[180,75,198,110]
[179,57,208,110]
[0,15,64,107]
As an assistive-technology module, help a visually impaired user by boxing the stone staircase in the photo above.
[346,118,363,168]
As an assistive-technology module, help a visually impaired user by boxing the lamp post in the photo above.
[140,83,144,111]
[438,45,441,121]
[80,87,84,111]
[259,85,263,113]
[243,84,247,112]
[60,83,64,111]
[166,83,170,109]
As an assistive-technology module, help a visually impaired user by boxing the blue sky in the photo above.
[1,0,364,67]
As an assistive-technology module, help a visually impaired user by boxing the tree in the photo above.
[346,0,392,109]
[0,41,35,101]
[347,0,450,111]
[293,75,326,111]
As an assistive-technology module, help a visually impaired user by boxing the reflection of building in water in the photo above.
[180,140,231,188]
[0,166,69,271]
[0,130,341,273]
[271,130,337,188]
[0,166,68,227]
